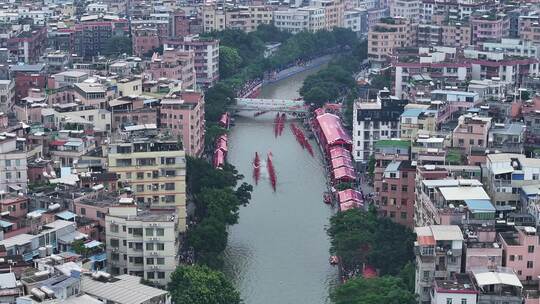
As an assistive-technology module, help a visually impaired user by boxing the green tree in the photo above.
[219,46,243,79]
[331,276,416,304]
[168,265,241,304]
[103,36,132,56]
[327,209,415,275]
[187,217,228,268]
[204,83,236,122]
[398,262,416,292]
[367,155,376,178]
[71,239,89,256]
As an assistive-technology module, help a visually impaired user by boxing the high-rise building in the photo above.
[107,134,187,232]
[106,204,179,285]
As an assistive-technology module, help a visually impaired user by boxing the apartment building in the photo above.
[146,48,196,90]
[107,135,187,231]
[0,220,77,260]
[389,0,420,20]
[106,205,178,285]
[343,8,367,36]
[519,15,540,45]
[273,7,325,34]
[414,178,492,227]
[367,17,417,63]
[312,0,344,29]
[498,226,540,283]
[0,80,14,113]
[160,91,205,156]
[485,153,540,213]
[452,114,492,152]
[394,49,470,98]
[444,25,472,49]
[352,90,406,164]
[471,13,510,47]
[131,26,160,57]
[202,5,274,33]
[488,122,525,154]
[73,17,129,58]
[165,35,219,87]
[464,49,540,84]
[414,225,464,304]
[7,25,47,64]
[0,135,27,194]
[483,38,540,59]
[400,106,438,140]
[373,140,416,227]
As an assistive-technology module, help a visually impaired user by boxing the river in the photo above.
[224,65,338,304]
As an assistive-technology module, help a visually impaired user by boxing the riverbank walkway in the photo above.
[230,98,308,113]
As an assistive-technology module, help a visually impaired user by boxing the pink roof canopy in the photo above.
[331,157,353,170]
[339,201,357,211]
[316,113,352,146]
[217,134,228,142]
[219,112,229,127]
[216,139,227,152]
[333,167,356,181]
[337,189,363,204]
[213,149,225,168]
[329,146,351,160]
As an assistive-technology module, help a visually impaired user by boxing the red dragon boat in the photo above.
[253,152,260,185]
[267,152,276,191]
[290,123,314,157]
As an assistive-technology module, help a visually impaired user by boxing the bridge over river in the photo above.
[230,98,308,113]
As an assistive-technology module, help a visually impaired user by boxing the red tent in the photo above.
[216,138,228,153]
[329,146,351,160]
[339,201,357,211]
[218,112,230,128]
[315,113,352,147]
[333,167,356,182]
[213,149,225,169]
[337,189,363,204]
[331,157,354,170]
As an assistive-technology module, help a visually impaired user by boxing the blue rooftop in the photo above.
[465,199,496,213]
[56,210,76,221]
[401,108,424,118]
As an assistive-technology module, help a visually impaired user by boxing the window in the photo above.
[402,186,408,192]
[110,239,119,247]
[529,245,535,253]
[390,185,397,191]
[510,255,515,261]
[146,258,154,265]
[146,243,154,250]
[80,208,86,215]
[461,299,467,304]
[157,272,165,279]
[145,228,153,236]
[527,276,533,281]
[164,183,175,190]
[527,261,534,268]
[519,255,523,261]
[132,228,143,236]
[401,212,407,219]
[534,174,540,181]
[157,258,165,265]
[5,160,10,167]
[147,272,155,279]
[446,299,452,304]
[156,228,164,236]
[157,243,165,251]
[165,195,175,203]
[110,224,119,233]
